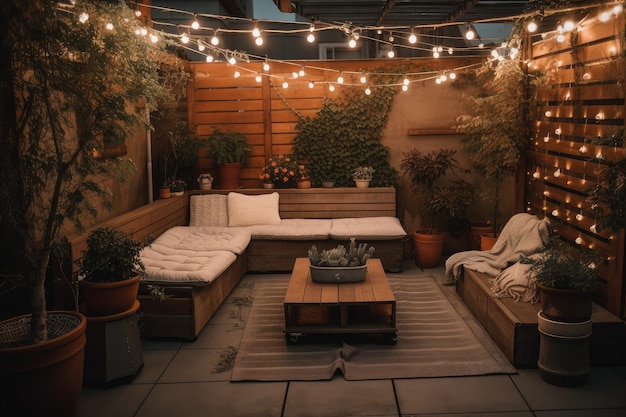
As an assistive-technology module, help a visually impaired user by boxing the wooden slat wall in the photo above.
[188,58,476,188]
[189,187,397,218]
[525,7,625,318]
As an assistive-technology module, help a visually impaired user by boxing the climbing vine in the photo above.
[293,71,400,187]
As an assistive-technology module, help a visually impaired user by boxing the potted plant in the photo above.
[455,56,547,243]
[307,238,375,283]
[297,164,312,188]
[260,155,300,188]
[0,2,182,415]
[206,128,253,189]
[401,148,471,267]
[522,236,601,323]
[169,178,186,196]
[76,227,149,317]
[351,166,375,188]
[197,173,213,190]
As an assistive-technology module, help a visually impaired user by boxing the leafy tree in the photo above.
[0,0,183,342]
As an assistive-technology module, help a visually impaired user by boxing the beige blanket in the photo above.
[445,213,550,284]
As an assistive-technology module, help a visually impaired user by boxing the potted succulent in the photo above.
[401,148,471,267]
[76,227,149,317]
[308,238,375,283]
[169,178,186,196]
[351,166,375,188]
[206,128,253,189]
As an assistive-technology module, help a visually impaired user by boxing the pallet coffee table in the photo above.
[283,258,397,344]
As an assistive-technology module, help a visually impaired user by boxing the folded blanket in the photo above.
[445,213,550,284]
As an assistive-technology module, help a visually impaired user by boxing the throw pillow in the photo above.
[228,192,281,227]
[189,194,229,227]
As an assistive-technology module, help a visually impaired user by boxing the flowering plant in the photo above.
[259,155,300,184]
[351,166,375,180]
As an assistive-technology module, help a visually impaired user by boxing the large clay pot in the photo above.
[81,274,141,316]
[217,162,243,189]
[537,282,593,323]
[413,229,445,268]
[0,311,87,417]
[480,234,499,251]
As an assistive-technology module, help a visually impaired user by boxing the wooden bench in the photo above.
[190,187,405,272]
[457,268,626,367]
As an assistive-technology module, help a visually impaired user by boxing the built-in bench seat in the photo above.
[457,268,626,367]
[67,187,407,340]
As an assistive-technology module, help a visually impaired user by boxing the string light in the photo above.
[210,31,220,46]
[465,24,476,40]
[191,14,200,30]
[408,30,417,44]
[79,12,89,23]
[328,84,335,92]
[308,80,314,88]
[282,80,288,88]
[337,72,344,84]
[263,60,270,71]
[527,20,538,32]
[365,86,371,95]
[255,73,262,83]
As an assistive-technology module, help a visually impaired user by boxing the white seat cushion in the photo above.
[140,247,236,283]
[330,217,407,240]
[149,226,251,255]
[236,218,332,240]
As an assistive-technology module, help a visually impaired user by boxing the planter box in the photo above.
[310,264,367,283]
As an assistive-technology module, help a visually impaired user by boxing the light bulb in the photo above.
[105,22,114,31]
[403,77,409,85]
[387,49,395,58]
[307,33,315,43]
[576,213,584,221]
[282,81,288,89]
[579,144,588,153]
[360,75,367,84]
[532,170,541,179]
[134,10,142,17]
[527,21,537,32]
[563,20,575,31]
[555,127,562,135]
[337,74,344,84]
[206,55,214,62]
[448,47,453,54]
[596,151,604,159]
[349,38,357,48]
[553,168,561,177]
[228,56,236,65]
[181,33,189,44]
[252,26,261,37]
[552,209,559,217]
[600,11,611,22]
[197,41,205,51]
[255,74,262,83]
[365,87,371,95]
[465,27,475,40]
[590,224,597,233]
[255,37,264,46]
[150,34,159,43]
[233,71,240,78]
[575,236,583,245]
[401,84,408,91]
[329,84,335,92]
[449,72,456,80]
[292,71,299,79]
[211,34,219,46]
[263,61,270,71]
[79,12,89,23]
[545,110,552,117]
[192,16,200,30]
[433,51,439,58]
[140,27,148,36]
[408,33,417,44]
[557,33,565,43]
[308,81,314,88]
[299,67,305,77]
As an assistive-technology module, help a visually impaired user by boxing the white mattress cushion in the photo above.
[140,246,236,283]
[189,194,229,227]
[330,217,407,240]
[235,218,332,240]
[228,192,281,227]
[150,226,251,255]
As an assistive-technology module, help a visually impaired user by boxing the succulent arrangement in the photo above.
[308,238,375,267]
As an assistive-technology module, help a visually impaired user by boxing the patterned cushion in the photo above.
[189,194,228,227]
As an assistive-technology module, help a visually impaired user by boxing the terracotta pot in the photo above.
[322,180,335,188]
[354,179,370,188]
[0,311,87,417]
[413,229,445,268]
[262,182,275,189]
[81,274,141,316]
[470,225,492,250]
[480,234,499,251]
[537,282,593,323]
[159,186,171,199]
[217,162,242,189]
[297,177,312,188]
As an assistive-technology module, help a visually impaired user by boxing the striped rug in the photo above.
[231,271,516,381]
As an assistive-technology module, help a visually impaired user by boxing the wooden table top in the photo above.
[284,258,395,305]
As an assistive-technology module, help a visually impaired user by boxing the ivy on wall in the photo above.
[293,74,399,187]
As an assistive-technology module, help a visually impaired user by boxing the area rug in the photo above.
[230,271,516,381]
